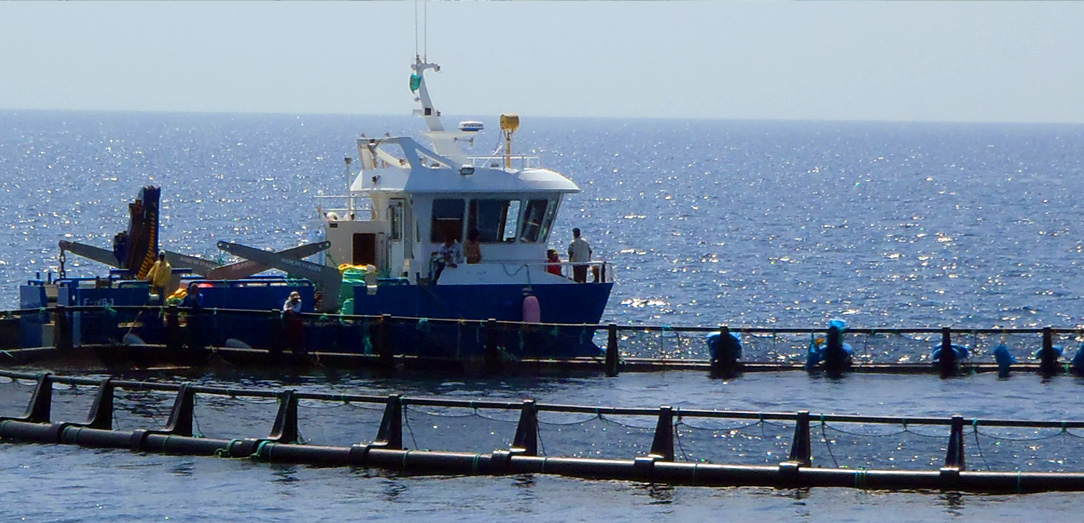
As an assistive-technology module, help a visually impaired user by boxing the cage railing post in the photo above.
[160,383,196,437]
[1039,326,1058,377]
[939,327,957,378]
[648,406,674,461]
[54,305,72,351]
[268,389,299,443]
[605,323,619,377]
[0,372,53,423]
[788,410,811,467]
[944,415,966,470]
[372,394,403,449]
[78,378,114,430]
[511,399,538,456]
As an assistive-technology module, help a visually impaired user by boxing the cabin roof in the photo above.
[351,166,579,195]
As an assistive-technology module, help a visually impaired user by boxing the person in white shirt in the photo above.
[283,291,302,313]
[433,231,464,283]
[567,227,593,283]
[281,291,305,354]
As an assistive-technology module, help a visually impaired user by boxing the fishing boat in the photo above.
[19,57,613,359]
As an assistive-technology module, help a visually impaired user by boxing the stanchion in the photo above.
[511,399,538,456]
[788,411,811,467]
[268,390,299,443]
[939,328,957,378]
[605,323,619,377]
[648,406,674,461]
[54,306,72,351]
[1039,327,1058,378]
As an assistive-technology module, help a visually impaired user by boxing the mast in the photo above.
[410,56,466,161]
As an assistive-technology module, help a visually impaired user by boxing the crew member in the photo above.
[567,228,592,283]
[146,252,172,302]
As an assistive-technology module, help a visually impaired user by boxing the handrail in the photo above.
[2,369,1082,430]
[5,304,1084,335]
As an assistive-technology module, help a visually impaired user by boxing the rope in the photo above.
[596,415,658,431]
[821,422,909,438]
[408,407,479,419]
[821,415,839,468]
[536,418,547,457]
[973,426,1067,442]
[677,419,764,433]
[403,405,420,450]
[250,440,270,460]
[215,439,242,457]
[675,412,690,462]
[537,414,601,427]
[972,420,991,471]
[855,467,868,489]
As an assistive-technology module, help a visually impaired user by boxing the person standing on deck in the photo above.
[145,252,172,302]
[282,291,305,355]
[567,228,592,283]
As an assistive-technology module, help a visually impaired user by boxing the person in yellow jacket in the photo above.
[146,252,172,302]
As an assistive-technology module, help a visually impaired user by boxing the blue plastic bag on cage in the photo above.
[1033,345,1064,360]
[706,331,742,361]
[932,344,970,362]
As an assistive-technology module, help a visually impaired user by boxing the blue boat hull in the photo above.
[351,281,613,324]
[19,279,613,359]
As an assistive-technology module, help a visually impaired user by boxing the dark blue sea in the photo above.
[3,111,1084,520]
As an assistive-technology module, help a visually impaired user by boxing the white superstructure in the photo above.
[314,57,601,287]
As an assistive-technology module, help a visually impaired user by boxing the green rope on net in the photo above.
[103,304,117,317]
[250,440,271,460]
[855,467,868,489]
[416,318,430,333]
[215,439,242,457]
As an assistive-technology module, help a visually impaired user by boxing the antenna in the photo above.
[414,0,429,61]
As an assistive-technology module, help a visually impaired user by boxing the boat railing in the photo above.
[494,260,614,283]
[315,194,372,220]
[465,154,542,170]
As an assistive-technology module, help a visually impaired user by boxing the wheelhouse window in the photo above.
[538,198,558,242]
[430,199,464,242]
[503,200,521,242]
[468,200,510,243]
[519,199,551,243]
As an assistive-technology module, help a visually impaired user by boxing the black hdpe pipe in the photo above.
[6,419,1084,493]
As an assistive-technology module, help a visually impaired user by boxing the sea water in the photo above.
[2,111,1084,520]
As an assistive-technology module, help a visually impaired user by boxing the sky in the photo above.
[1,2,1083,124]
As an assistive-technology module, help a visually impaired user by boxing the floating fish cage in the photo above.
[2,305,1083,378]
[2,370,1084,493]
